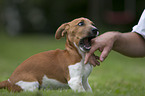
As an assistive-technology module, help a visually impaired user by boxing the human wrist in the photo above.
[111,31,122,50]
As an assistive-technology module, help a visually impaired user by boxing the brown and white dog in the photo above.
[0,17,99,92]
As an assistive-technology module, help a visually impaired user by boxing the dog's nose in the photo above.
[92,28,98,35]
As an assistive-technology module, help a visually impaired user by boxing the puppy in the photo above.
[0,17,99,92]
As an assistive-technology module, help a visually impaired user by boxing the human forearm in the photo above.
[85,32,145,64]
[113,32,145,57]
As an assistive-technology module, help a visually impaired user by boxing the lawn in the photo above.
[0,32,145,96]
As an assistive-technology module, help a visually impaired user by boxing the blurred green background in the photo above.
[0,0,145,96]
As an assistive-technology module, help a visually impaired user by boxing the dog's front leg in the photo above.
[82,78,92,92]
[68,61,85,92]
[68,77,85,92]
[82,64,93,92]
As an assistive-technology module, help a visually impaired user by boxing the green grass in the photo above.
[0,33,145,96]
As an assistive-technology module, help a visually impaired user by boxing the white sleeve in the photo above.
[132,9,145,39]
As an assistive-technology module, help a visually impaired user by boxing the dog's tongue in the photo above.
[84,38,91,49]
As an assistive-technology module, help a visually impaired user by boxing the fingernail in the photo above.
[100,57,104,62]
[84,60,87,64]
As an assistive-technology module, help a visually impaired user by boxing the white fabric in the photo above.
[132,9,145,39]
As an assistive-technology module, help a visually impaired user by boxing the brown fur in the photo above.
[0,17,95,92]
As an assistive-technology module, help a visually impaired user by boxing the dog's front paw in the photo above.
[68,78,85,92]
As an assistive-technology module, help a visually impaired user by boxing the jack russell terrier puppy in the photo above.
[0,17,99,92]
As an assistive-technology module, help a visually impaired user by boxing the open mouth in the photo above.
[79,36,96,52]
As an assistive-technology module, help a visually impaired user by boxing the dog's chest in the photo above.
[68,60,93,79]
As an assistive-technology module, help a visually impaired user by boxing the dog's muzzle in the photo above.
[79,28,99,52]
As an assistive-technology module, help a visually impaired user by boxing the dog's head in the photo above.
[55,17,99,52]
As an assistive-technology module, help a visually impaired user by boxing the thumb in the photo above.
[84,46,98,64]
[100,47,111,62]
[84,52,91,64]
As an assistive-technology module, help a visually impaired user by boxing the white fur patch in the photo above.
[68,60,93,92]
[67,42,93,92]
[15,81,39,91]
[41,75,69,89]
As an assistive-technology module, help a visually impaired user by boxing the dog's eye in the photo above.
[78,22,84,26]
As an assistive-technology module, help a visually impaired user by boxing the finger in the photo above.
[89,56,100,67]
[88,54,100,66]
[100,47,111,62]
[84,47,99,64]
[93,55,100,66]
[94,55,99,60]
[84,53,91,64]
[95,60,100,66]
[89,59,97,67]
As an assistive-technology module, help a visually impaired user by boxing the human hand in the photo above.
[84,32,118,64]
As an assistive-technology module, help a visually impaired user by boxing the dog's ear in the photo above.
[55,23,69,39]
